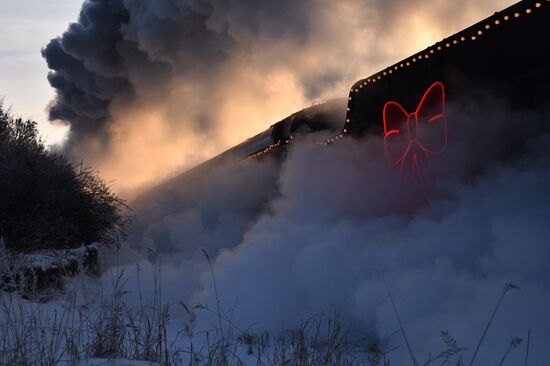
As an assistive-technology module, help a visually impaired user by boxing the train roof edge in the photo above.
[328,0,550,143]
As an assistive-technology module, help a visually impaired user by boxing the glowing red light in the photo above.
[383,81,448,180]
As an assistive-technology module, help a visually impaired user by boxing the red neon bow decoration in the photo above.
[383,81,448,180]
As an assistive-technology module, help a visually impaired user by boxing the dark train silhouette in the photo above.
[178,0,549,172]
[344,0,549,139]
[128,0,549,253]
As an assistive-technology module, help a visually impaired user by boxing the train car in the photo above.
[148,0,549,178]
[135,0,550,205]
[129,0,549,254]
[223,98,345,161]
[330,0,550,139]
[332,0,550,179]
[214,0,550,166]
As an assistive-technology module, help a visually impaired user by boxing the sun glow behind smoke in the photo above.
[90,68,307,196]
[43,0,517,194]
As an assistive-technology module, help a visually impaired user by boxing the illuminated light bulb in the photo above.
[535,3,541,8]
[367,78,371,82]
[526,8,532,13]
[446,42,450,47]
[504,15,509,20]
[418,55,423,59]
[453,40,458,44]
[343,129,347,133]
[348,97,352,100]
[514,12,520,17]
[485,24,490,29]
[471,35,477,40]
[355,89,359,92]
[389,70,393,74]
[359,84,363,88]
[461,36,466,41]
[430,49,434,54]
[377,75,381,79]
[425,54,429,59]
[495,19,501,24]
[383,71,387,75]
[347,108,351,111]
[363,81,368,85]
[413,58,417,62]
[346,119,350,123]
[400,63,404,67]
[406,62,410,66]
[477,30,483,35]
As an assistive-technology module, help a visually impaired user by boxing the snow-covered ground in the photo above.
[76,359,160,366]
[3,100,550,366]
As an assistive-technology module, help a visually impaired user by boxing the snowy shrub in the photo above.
[0,103,129,252]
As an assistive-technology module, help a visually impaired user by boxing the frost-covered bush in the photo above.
[0,103,129,252]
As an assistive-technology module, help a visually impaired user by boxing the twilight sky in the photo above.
[0,0,81,145]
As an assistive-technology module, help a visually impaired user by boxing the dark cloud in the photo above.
[42,5,129,150]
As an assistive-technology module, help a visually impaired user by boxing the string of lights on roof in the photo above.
[316,0,547,146]
[248,0,547,158]
[245,139,291,160]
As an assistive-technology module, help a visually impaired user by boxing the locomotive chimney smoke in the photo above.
[42,0,515,193]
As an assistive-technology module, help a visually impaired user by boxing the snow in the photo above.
[75,359,160,366]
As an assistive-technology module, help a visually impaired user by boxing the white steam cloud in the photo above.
[111,97,550,365]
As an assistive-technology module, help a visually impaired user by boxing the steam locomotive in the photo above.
[132,0,550,237]
[190,0,549,170]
